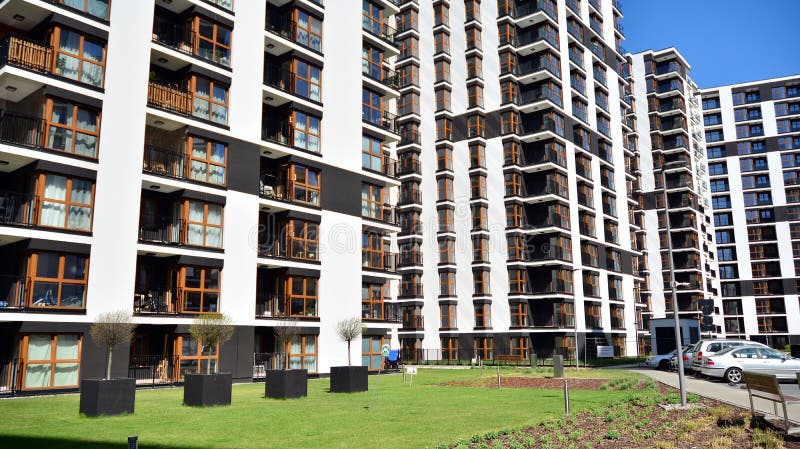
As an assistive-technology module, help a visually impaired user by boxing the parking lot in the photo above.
[636,369,800,424]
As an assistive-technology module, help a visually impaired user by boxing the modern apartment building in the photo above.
[700,75,800,347]
[627,48,721,347]
[0,0,760,396]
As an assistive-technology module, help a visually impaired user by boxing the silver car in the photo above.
[700,346,800,383]
[691,339,769,372]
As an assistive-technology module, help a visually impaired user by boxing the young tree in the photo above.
[273,319,299,370]
[188,313,235,374]
[90,311,136,380]
[335,317,362,367]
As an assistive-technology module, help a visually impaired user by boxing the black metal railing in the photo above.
[142,145,189,180]
[127,355,180,386]
[252,352,290,376]
[133,290,178,315]
[261,120,292,146]
[401,315,424,329]
[0,191,36,227]
[152,20,197,56]
[397,158,421,176]
[364,110,398,133]
[259,174,290,202]
[0,275,25,310]
[399,128,421,145]
[362,251,399,272]
[0,358,21,395]
[265,15,323,53]
[138,215,185,245]
[363,20,396,45]
[362,302,400,322]
[362,203,398,225]
[254,295,290,318]
[0,110,47,149]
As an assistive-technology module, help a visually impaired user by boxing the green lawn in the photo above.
[0,368,647,449]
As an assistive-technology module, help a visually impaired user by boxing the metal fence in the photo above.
[127,355,180,387]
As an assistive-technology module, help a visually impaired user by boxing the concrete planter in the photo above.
[330,366,368,393]
[79,378,136,417]
[265,369,307,399]
[183,373,232,407]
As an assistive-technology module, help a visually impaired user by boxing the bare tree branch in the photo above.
[335,317,362,367]
[273,318,300,370]
[90,311,136,380]
[188,313,235,374]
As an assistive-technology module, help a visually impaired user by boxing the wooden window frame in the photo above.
[178,266,221,314]
[19,333,82,390]
[466,27,481,50]
[183,199,224,248]
[503,140,521,165]
[473,271,490,296]
[510,302,528,327]
[176,334,219,378]
[290,111,321,153]
[286,275,318,317]
[439,238,455,264]
[438,208,454,232]
[471,205,487,230]
[505,172,522,196]
[506,203,523,227]
[44,97,101,158]
[362,44,382,80]
[434,4,449,26]
[468,114,485,137]
[434,31,450,55]
[293,59,322,101]
[362,231,385,270]
[362,283,385,320]
[362,0,383,36]
[362,335,384,370]
[435,60,451,83]
[501,111,519,134]
[474,303,491,328]
[467,84,484,108]
[440,304,457,329]
[437,177,454,201]
[288,219,318,261]
[187,135,227,185]
[26,251,89,309]
[361,183,385,220]
[50,26,106,87]
[472,236,488,261]
[284,334,318,373]
[192,16,232,66]
[439,271,456,296]
[508,268,527,294]
[190,74,229,125]
[509,336,529,358]
[467,55,482,79]
[288,164,321,205]
[293,9,323,51]
[441,337,458,360]
[435,87,452,112]
[473,336,493,360]
[362,88,384,125]
[34,172,95,232]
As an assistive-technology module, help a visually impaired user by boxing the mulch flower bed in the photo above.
[441,378,800,449]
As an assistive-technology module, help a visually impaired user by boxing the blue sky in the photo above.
[621,0,800,88]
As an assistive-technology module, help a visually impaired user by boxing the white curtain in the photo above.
[304,337,317,372]
[187,202,205,245]
[53,335,80,386]
[24,335,52,389]
[56,335,79,359]
[56,30,80,81]
[87,0,109,19]
[193,79,210,120]
[75,108,98,157]
[205,205,223,248]
[211,86,227,124]
[53,363,79,387]
[40,176,67,227]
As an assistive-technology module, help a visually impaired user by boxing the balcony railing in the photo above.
[362,251,399,272]
[133,289,178,315]
[364,66,401,89]
[137,216,185,245]
[259,174,291,202]
[363,302,401,322]
[502,0,557,21]
[401,315,424,329]
[0,110,48,150]
[399,283,423,298]
[265,16,323,53]
[0,275,25,310]
[362,20,396,45]
[364,110,398,133]
[142,145,190,180]
[128,355,180,386]
[364,155,397,178]
[399,250,422,266]
[255,295,289,318]
[397,158,421,176]
[0,191,36,227]
[363,203,398,225]
[520,86,562,107]
[0,35,53,75]
[399,128,421,145]
[147,82,193,116]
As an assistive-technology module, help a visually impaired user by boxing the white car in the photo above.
[700,346,800,383]
[644,349,677,370]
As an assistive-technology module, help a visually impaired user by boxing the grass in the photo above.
[0,369,647,449]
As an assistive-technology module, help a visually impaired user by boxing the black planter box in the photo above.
[183,373,232,407]
[330,366,368,393]
[265,369,307,399]
[79,378,136,417]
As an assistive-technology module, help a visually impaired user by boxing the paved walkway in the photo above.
[633,369,800,425]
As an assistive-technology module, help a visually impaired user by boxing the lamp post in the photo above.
[661,160,688,407]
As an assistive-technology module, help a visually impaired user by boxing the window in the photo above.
[287,276,317,317]
[180,266,220,313]
[705,130,723,142]
[466,27,481,50]
[438,207,454,232]
[439,271,456,296]
[707,146,726,159]
[508,268,527,294]
[177,334,218,377]
[361,183,384,219]
[435,87,451,111]
[27,252,88,309]
[467,55,482,79]
[470,174,487,199]
[20,334,81,389]
[294,59,321,101]
[710,179,729,193]
[501,111,519,134]
[441,337,458,360]
[45,98,100,158]
[291,111,321,152]
[465,0,480,20]
[52,27,105,87]
[474,303,491,328]
[289,165,320,205]
[362,88,383,125]
[362,232,384,269]
[361,283,385,320]
[506,203,523,227]
[286,335,317,372]
[434,31,450,55]
[185,136,227,185]
[712,195,731,209]
[702,97,720,110]
[295,9,322,52]
[440,304,457,329]
[288,219,318,260]
[468,114,485,137]
[194,17,232,66]
[473,337,492,360]
[437,177,453,201]
[184,200,223,248]
[35,173,94,231]
[717,247,736,262]
[362,135,384,172]
[435,60,451,83]
[437,118,453,141]
[708,162,727,176]
[192,75,228,125]
[473,270,490,295]
[361,336,383,370]
[510,337,529,358]
[467,84,484,108]
[362,45,382,80]
[439,238,455,264]
[510,302,528,327]
[583,271,599,296]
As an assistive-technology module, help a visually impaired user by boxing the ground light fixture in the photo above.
[660,159,689,407]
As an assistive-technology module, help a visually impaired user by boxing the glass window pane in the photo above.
[56,335,79,359]
[27,335,53,360]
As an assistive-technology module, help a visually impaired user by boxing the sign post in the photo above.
[406,366,417,388]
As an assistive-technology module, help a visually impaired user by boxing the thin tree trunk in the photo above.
[347,341,351,366]
[106,347,112,380]
[207,340,213,374]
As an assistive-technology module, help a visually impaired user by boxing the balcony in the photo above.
[501,0,558,23]
[398,250,422,266]
[142,145,191,180]
[254,294,290,319]
[363,251,398,272]
[147,81,193,117]
[362,19,397,47]
[0,191,42,228]
[363,110,398,134]
[266,14,323,55]
[137,215,186,247]
[0,33,104,89]
[363,65,401,90]
[363,302,400,323]
[397,158,421,176]
[522,145,567,171]
[363,203,398,226]
[401,315,424,330]
[519,85,562,109]
[152,20,231,68]
[263,64,321,105]
[364,155,397,179]
[0,275,25,310]
[399,283,423,298]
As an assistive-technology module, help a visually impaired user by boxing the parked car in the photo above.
[691,339,769,373]
[670,344,697,372]
[700,346,800,383]
[644,350,677,370]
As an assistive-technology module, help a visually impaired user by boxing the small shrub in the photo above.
[604,429,621,440]
[751,428,783,449]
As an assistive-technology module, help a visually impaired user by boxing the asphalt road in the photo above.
[634,368,800,425]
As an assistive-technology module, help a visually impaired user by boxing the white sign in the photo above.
[406,367,417,375]
[381,344,390,357]
[596,346,615,358]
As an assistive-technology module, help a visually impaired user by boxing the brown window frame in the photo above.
[286,275,318,317]
[178,266,221,314]
[439,271,456,296]
[187,135,227,185]
[44,97,101,158]
[473,336,493,360]
[176,333,219,378]
[34,172,95,232]
[288,219,319,260]
[288,164,321,205]
[192,16,232,66]
[50,26,106,87]
[19,333,82,390]
[440,304,457,329]
[26,251,89,309]
[362,283,385,320]
[510,302,528,327]
[190,74,229,125]
[441,337,458,360]
[182,199,224,248]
